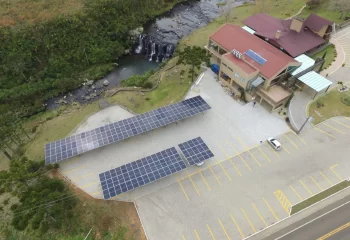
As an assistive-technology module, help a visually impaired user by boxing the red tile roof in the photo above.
[304,13,333,32]
[242,13,329,57]
[210,24,298,79]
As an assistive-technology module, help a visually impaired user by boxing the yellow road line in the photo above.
[208,165,222,186]
[290,130,307,145]
[281,145,291,154]
[274,190,292,214]
[263,198,279,221]
[236,136,262,167]
[217,160,232,181]
[241,208,257,232]
[182,235,186,240]
[91,190,102,195]
[320,171,333,186]
[330,164,342,181]
[290,185,303,201]
[194,230,200,240]
[283,134,299,149]
[331,119,350,128]
[252,203,268,227]
[81,181,98,188]
[188,172,201,196]
[230,213,245,238]
[177,178,190,201]
[71,172,95,181]
[206,224,216,240]
[62,164,87,174]
[218,219,231,240]
[323,122,345,134]
[314,127,336,138]
[310,176,323,191]
[299,180,313,196]
[266,143,280,158]
[317,221,350,240]
[198,170,211,191]
[258,146,272,163]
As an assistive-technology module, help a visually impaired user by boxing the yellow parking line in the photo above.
[194,230,201,240]
[81,181,98,189]
[227,140,251,172]
[257,146,272,163]
[263,198,279,221]
[299,180,313,196]
[230,213,245,238]
[218,141,242,176]
[320,171,333,186]
[208,165,222,186]
[317,221,350,240]
[323,122,345,134]
[266,142,280,158]
[218,219,231,240]
[283,134,299,149]
[177,178,190,201]
[206,224,216,240]
[238,154,252,171]
[345,117,350,121]
[199,170,211,191]
[229,159,242,176]
[290,185,303,201]
[274,190,292,214]
[91,190,102,195]
[330,164,342,181]
[252,203,268,227]
[290,130,307,145]
[71,172,95,181]
[236,136,262,167]
[182,235,186,240]
[187,171,200,196]
[310,176,323,191]
[281,145,291,154]
[331,119,350,128]
[217,160,232,181]
[241,208,256,232]
[314,126,336,138]
[62,164,87,174]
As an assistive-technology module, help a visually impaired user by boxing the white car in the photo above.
[195,161,204,167]
[267,137,281,151]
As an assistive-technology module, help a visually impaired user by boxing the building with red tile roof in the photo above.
[242,13,333,57]
[206,24,300,111]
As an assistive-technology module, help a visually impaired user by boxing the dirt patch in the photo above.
[54,171,146,240]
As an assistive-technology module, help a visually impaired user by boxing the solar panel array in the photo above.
[99,147,186,199]
[45,96,211,164]
[178,137,214,165]
[246,49,267,65]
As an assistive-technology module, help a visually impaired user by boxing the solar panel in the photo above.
[246,49,267,65]
[99,147,186,199]
[178,137,214,165]
[45,96,211,164]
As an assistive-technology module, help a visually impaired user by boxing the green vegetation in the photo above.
[291,180,350,215]
[301,0,350,23]
[309,89,350,124]
[121,70,155,88]
[311,44,336,70]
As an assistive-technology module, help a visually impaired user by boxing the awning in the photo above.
[242,26,256,34]
[292,54,315,76]
[251,76,264,87]
[298,71,332,92]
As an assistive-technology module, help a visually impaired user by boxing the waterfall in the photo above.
[135,34,145,54]
[149,42,156,61]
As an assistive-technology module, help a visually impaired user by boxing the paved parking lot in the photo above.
[59,70,288,201]
[135,116,350,240]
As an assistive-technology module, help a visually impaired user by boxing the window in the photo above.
[234,72,240,78]
[228,67,233,72]
[241,77,246,83]
[222,63,228,67]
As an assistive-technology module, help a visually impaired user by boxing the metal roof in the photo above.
[298,71,332,92]
[241,26,256,34]
[292,54,315,76]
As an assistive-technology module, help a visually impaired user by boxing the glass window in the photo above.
[234,73,240,78]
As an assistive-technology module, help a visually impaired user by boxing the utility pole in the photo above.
[297,116,311,134]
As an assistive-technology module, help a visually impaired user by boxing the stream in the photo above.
[46,0,243,110]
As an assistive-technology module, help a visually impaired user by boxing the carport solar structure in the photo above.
[99,147,186,199]
[178,137,214,165]
[45,96,211,164]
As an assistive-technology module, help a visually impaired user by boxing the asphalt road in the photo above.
[266,194,350,240]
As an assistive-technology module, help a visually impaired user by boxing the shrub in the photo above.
[46,116,53,121]
[3,198,10,205]
[341,94,350,106]
[317,100,324,108]
[142,81,153,89]
[342,63,346,67]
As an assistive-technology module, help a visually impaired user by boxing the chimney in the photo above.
[275,30,281,39]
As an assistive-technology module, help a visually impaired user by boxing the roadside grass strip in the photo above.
[290,180,350,215]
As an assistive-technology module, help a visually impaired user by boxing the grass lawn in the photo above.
[311,44,336,71]
[308,89,350,124]
[291,180,350,215]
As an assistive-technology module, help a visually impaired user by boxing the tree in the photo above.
[329,0,350,19]
[306,0,321,10]
[177,46,210,82]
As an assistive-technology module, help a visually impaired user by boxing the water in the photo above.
[46,0,242,109]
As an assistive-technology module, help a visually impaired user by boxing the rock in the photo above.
[90,93,97,99]
[113,63,119,66]
[128,27,144,38]
[103,79,110,86]
[86,80,94,86]
[91,85,95,90]
[84,96,91,101]
[125,49,131,55]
